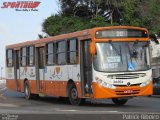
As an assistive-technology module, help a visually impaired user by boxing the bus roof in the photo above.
[6,28,92,49]
[6,26,148,49]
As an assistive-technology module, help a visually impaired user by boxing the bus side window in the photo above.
[6,49,13,67]
[68,39,78,64]
[29,46,35,66]
[57,41,66,65]
[21,47,27,66]
[46,43,55,65]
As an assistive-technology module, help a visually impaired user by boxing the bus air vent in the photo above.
[107,73,146,79]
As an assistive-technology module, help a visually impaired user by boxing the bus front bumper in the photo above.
[92,81,153,99]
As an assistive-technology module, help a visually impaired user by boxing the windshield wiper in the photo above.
[132,41,139,57]
[127,43,138,63]
[127,43,133,63]
[109,41,121,56]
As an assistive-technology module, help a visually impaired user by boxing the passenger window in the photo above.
[29,46,34,66]
[46,43,55,65]
[7,49,13,67]
[57,41,66,65]
[68,39,78,64]
[21,47,27,66]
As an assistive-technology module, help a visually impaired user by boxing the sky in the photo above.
[0,0,59,77]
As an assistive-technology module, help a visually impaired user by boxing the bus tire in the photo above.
[24,81,33,100]
[112,98,128,105]
[32,94,39,99]
[68,84,85,105]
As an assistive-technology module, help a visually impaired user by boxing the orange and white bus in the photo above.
[6,26,152,105]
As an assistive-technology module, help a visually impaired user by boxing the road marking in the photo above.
[56,109,119,114]
[57,110,78,112]
[82,110,119,114]
[101,111,119,113]
[55,110,160,114]
[0,103,18,107]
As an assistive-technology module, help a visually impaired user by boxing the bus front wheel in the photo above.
[112,98,128,105]
[68,84,85,105]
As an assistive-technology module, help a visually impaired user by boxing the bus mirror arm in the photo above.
[90,42,96,55]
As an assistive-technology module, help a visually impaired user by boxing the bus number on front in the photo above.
[113,80,123,84]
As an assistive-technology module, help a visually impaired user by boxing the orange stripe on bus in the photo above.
[6,79,82,98]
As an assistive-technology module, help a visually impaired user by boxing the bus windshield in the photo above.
[93,42,151,72]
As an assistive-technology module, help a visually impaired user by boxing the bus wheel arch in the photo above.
[23,78,28,92]
[66,79,74,97]
[67,80,85,105]
[112,98,128,105]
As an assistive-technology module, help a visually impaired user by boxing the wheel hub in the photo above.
[71,88,78,100]
[25,86,29,96]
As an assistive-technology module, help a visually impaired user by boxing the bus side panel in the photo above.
[17,80,24,92]
[44,66,68,96]
[44,80,54,96]
[68,65,82,98]
[29,80,37,94]
[19,66,37,94]
[6,79,17,91]
[6,67,17,90]
[44,65,82,97]
[44,81,67,97]
[75,81,82,98]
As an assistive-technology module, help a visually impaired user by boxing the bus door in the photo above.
[14,50,20,91]
[36,47,45,94]
[80,40,92,95]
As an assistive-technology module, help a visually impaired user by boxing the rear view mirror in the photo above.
[150,34,159,44]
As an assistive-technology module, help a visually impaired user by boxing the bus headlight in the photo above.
[96,79,116,89]
[140,79,151,87]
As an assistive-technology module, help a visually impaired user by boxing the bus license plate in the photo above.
[124,90,133,94]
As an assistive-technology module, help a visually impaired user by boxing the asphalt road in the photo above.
[0,89,160,120]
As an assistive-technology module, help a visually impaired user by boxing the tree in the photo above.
[59,0,91,17]
[42,0,123,36]
[136,0,160,33]
[41,0,160,36]
[42,14,108,36]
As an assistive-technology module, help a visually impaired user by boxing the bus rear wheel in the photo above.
[68,84,85,105]
[112,98,128,105]
[24,81,33,100]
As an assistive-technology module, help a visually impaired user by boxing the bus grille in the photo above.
[115,90,140,95]
[114,83,141,87]
[107,73,146,79]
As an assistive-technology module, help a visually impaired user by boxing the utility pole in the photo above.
[1,67,3,80]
